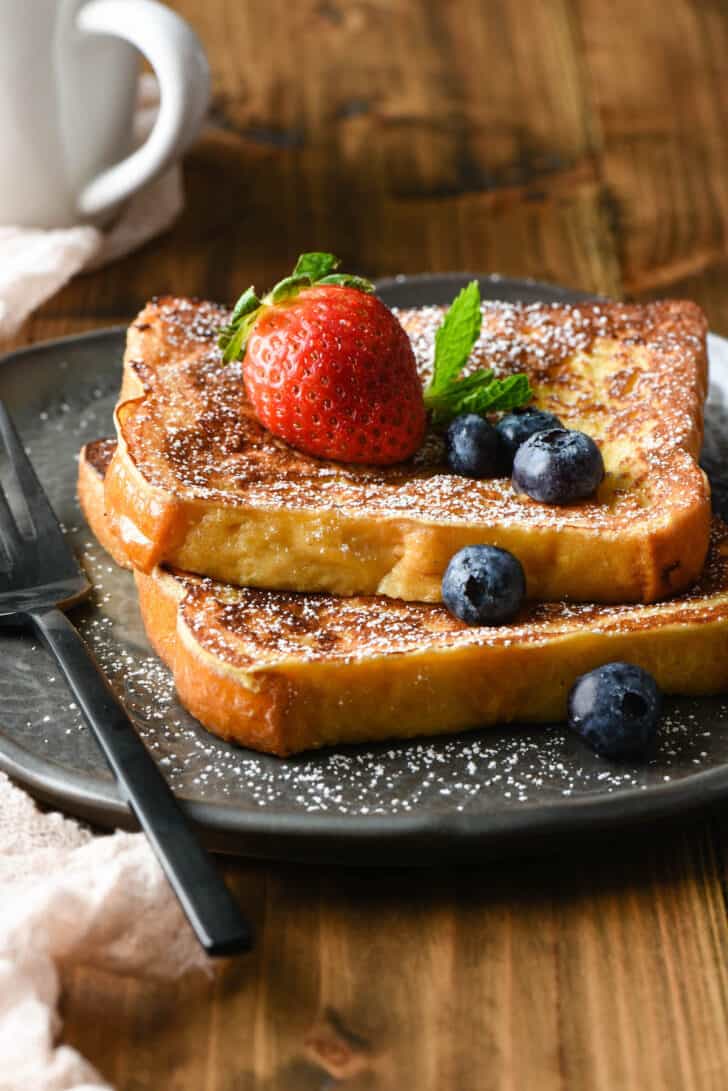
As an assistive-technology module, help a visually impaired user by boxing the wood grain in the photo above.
[5,0,726,1086]
[575,0,728,298]
[60,826,728,1090]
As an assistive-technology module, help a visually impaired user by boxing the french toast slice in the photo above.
[82,440,728,757]
[105,296,711,605]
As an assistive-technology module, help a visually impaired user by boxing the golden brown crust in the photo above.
[80,441,728,757]
[105,296,711,604]
[78,442,134,570]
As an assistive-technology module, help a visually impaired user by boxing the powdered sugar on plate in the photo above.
[0,300,727,828]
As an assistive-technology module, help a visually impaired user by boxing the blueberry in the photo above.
[442,545,525,625]
[496,408,562,471]
[512,428,604,504]
[568,662,662,760]
[445,414,500,478]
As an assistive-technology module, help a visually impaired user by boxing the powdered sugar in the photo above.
[119,298,708,534]
[0,308,726,830]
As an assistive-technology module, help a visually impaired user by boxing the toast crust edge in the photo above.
[80,441,728,756]
[103,298,712,605]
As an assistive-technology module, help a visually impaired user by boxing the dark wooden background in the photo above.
[9,0,728,1086]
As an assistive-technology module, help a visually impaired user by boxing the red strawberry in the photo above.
[246,286,425,464]
[218,254,426,465]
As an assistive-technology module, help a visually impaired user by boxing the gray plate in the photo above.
[1,275,727,865]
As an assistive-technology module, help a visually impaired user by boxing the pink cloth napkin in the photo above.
[0,771,209,1091]
[0,75,210,1088]
[0,75,184,342]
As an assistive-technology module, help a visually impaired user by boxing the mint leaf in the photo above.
[293,252,339,280]
[423,281,532,425]
[427,374,532,426]
[318,273,374,292]
[218,286,262,362]
[429,368,495,399]
[482,374,532,412]
[425,280,482,396]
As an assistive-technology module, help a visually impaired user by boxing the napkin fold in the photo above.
[0,772,209,1091]
[0,74,184,342]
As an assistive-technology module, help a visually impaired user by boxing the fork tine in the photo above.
[0,480,23,561]
[0,401,66,547]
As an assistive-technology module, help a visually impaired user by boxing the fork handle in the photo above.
[29,606,253,957]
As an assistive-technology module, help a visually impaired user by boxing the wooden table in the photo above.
[9,1,728,1086]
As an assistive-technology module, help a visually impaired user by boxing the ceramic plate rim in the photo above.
[0,274,726,863]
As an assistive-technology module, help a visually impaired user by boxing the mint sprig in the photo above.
[218,252,374,363]
[423,281,532,426]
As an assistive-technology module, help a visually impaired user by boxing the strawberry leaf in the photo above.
[318,274,374,292]
[293,252,340,280]
[219,253,374,363]
[269,274,312,303]
[229,285,261,322]
[218,286,262,362]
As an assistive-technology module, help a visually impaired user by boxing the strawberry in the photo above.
[218,253,426,465]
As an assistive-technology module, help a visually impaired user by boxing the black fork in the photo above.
[0,402,252,957]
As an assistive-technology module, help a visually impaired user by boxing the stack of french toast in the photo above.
[77,271,728,758]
